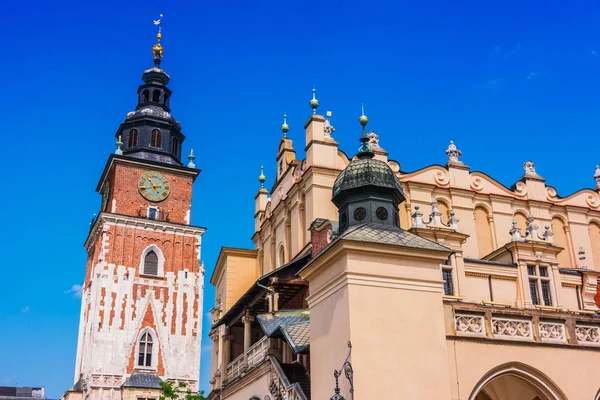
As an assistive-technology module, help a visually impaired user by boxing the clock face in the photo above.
[102,184,110,211]
[138,171,170,202]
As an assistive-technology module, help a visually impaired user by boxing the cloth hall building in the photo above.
[208,94,600,399]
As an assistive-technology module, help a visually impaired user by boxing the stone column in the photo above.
[222,329,233,382]
[242,311,255,369]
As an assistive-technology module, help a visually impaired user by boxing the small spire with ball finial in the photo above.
[187,149,196,168]
[115,135,123,155]
[281,113,290,138]
[309,87,319,114]
[258,165,267,188]
[357,104,373,159]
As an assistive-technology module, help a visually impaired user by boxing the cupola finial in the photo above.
[115,135,123,155]
[258,165,267,188]
[281,113,290,138]
[357,104,373,159]
[152,14,164,68]
[310,87,319,114]
[187,149,196,168]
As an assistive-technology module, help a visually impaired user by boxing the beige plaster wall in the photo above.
[221,369,270,400]
[447,338,600,399]
[304,245,454,400]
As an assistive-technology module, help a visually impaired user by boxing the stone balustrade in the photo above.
[451,306,598,346]
[225,335,270,381]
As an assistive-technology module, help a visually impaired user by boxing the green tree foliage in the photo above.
[159,380,206,400]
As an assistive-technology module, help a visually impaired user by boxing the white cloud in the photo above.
[65,284,83,298]
[525,71,547,81]
[475,77,507,90]
[502,43,522,60]
[21,306,30,313]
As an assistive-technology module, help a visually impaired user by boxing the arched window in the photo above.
[142,89,149,103]
[171,137,179,156]
[474,207,494,257]
[137,332,153,367]
[590,222,600,269]
[151,129,162,148]
[436,199,450,224]
[144,251,159,276]
[152,89,160,103]
[128,129,138,147]
[164,93,170,107]
[278,244,285,268]
[513,212,528,233]
[551,217,573,268]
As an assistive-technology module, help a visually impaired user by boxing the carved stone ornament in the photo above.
[492,317,532,338]
[324,119,335,138]
[523,160,536,174]
[539,322,565,341]
[576,325,600,343]
[595,165,600,190]
[411,205,426,228]
[445,140,463,164]
[367,131,379,147]
[455,314,485,334]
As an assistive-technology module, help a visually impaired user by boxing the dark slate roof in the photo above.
[256,310,310,354]
[69,379,83,393]
[332,158,404,203]
[339,223,450,252]
[122,372,162,389]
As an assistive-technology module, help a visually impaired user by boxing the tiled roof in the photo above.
[122,372,162,389]
[257,310,310,354]
[282,319,310,354]
[70,379,83,393]
[339,223,450,252]
[332,158,404,201]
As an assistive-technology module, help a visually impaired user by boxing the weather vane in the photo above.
[153,14,163,34]
[152,14,164,67]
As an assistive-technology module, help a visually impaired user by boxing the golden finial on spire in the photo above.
[281,113,290,137]
[258,165,267,188]
[359,103,368,127]
[152,14,164,67]
[309,87,319,114]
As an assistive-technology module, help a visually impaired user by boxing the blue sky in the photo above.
[2,0,600,397]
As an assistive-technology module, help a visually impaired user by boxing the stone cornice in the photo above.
[299,238,451,283]
[84,212,205,250]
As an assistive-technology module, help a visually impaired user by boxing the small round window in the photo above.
[354,207,367,221]
[376,207,388,220]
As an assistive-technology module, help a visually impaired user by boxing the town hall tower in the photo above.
[64,19,205,400]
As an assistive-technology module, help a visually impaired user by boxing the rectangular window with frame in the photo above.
[527,264,553,306]
[148,207,158,220]
[442,268,454,296]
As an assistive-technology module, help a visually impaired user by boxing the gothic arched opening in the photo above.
[469,363,566,400]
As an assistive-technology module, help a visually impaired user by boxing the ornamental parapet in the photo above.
[445,301,600,347]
